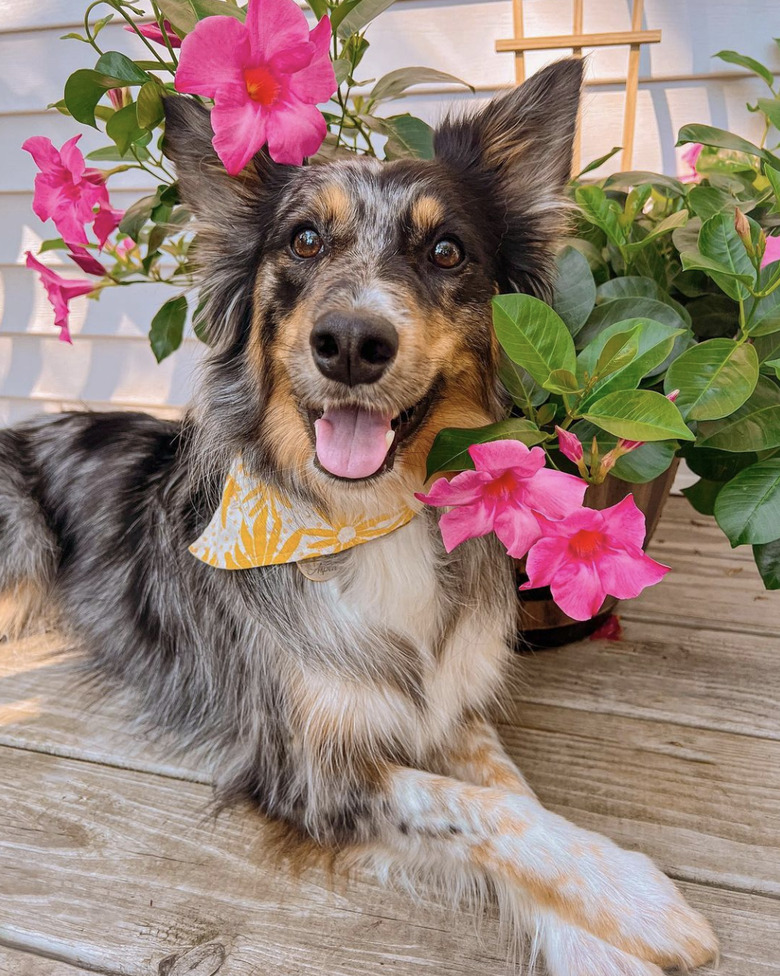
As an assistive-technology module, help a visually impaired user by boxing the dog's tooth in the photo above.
[385,429,396,449]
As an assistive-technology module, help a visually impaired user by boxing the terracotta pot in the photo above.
[515,459,679,650]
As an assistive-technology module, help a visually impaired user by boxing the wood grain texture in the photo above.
[0,948,99,976]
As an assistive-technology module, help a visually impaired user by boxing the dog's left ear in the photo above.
[434,58,583,296]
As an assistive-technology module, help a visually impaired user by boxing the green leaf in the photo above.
[685,294,739,339]
[677,124,780,168]
[603,171,687,197]
[381,115,434,160]
[149,294,188,363]
[714,50,775,87]
[190,0,244,19]
[755,332,780,365]
[63,69,120,127]
[578,318,682,405]
[492,294,576,387]
[106,102,145,155]
[757,98,780,134]
[664,339,758,421]
[682,478,723,516]
[746,264,780,336]
[38,238,67,253]
[679,250,755,301]
[543,368,581,394]
[594,326,641,377]
[596,276,691,326]
[87,143,151,162]
[92,13,114,36]
[687,185,742,221]
[696,212,757,300]
[302,0,329,18]
[154,0,199,31]
[369,67,473,103]
[765,358,780,379]
[575,185,626,246]
[623,210,689,255]
[683,445,758,482]
[551,245,596,336]
[337,0,396,38]
[136,80,164,129]
[425,420,546,478]
[581,389,694,442]
[574,146,621,178]
[698,376,780,451]
[95,51,150,85]
[60,31,89,42]
[498,353,548,411]
[714,459,780,545]
[753,540,780,589]
[118,192,158,241]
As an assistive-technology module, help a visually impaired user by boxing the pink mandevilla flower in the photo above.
[174,0,337,172]
[522,495,669,621]
[23,135,122,248]
[679,143,703,183]
[762,234,780,269]
[416,440,587,558]
[26,252,95,343]
[126,20,182,48]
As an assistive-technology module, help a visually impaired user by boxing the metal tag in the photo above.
[297,556,340,582]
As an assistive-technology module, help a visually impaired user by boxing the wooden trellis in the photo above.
[496,0,661,173]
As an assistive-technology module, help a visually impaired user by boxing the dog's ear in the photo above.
[161,96,291,348]
[434,58,583,296]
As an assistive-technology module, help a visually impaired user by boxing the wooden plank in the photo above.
[1,741,778,975]
[496,29,663,53]
[0,947,101,976]
[516,618,780,739]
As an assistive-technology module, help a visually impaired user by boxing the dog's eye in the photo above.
[291,228,323,259]
[430,238,464,270]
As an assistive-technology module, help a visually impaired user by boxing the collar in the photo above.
[189,458,417,570]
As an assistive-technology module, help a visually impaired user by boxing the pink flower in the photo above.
[416,440,587,558]
[108,88,127,109]
[111,237,136,261]
[93,206,124,248]
[679,143,703,183]
[174,0,337,172]
[26,251,95,343]
[762,234,780,268]
[68,247,107,277]
[555,426,583,464]
[23,135,120,248]
[126,20,182,48]
[522,495,669,621]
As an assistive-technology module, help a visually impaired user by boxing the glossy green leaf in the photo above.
[154,0,199,31]
[370,67,473,102]
[543,368,581,394]
[578,318,681,404]
[498,353,549,410]
[757,98,780,134]
[95,52,150,85]
[603,171,687,197]
[698,377,780,451]
[337,0,396,37]
[551,245,596,335]
[575,185,626,246]
[765,358,780,379]
[677,124,780,167]
[574,146,621,177]
[746,263,780,336]
[682,478,723,516]
[714,459,780,545]
[687,185,742,221]
[714,50,775,87]
[492,294,576,387]
[303,0,329,18]
[665,339,758,421]
[596,276,691,325]
[425,420,546,478]
[191,0,245,18]
[106,102,145,155]
[149,294,188,363]
[63,69,121,127]
[581,389,694,442]
[697,212,757,300]
[38,238,67,253]
[622,210,689,255]
[118,193,158,241]
[753,539,780,589]
[755,332,780,365]
[594,327,641,377]
[136,81,164,129]
[679,249,755,301]
[381,115,434,160]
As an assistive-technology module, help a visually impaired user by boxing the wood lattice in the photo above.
[496,0,661,173]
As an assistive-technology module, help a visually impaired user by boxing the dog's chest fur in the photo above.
[289,518,512,764]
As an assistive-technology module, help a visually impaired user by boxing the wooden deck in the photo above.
[1,496,778,975]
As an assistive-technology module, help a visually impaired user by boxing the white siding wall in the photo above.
[1,0,778,423]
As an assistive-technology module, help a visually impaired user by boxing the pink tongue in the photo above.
[314,407,393,479]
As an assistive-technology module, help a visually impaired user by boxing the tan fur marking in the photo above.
[410,195,445,234]
[0,581,49,640]
[318,183,354,228]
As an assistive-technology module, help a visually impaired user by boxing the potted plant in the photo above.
[22,7,780,646]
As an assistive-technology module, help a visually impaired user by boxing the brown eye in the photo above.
[430,238,464,269]
[291,227,323,259]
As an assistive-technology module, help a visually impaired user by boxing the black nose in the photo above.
[310,312,399,386]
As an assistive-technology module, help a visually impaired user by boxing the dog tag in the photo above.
[297,556,340,582]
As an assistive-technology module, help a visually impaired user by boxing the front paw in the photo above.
[539,916,667,976]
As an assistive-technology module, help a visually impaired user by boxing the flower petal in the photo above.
[265,97,327,164]
[468,439,544,478]
[599,546,669,601]
[438,501,495,552]
[493,504,543,559]
[210,90,268,175]
[600,494,647,549]
[174,16,250,97]
[522,535,569,588]
[22,136,61,171]
[287,16,337,103]
[416,469,492,508]
[247,0,310,63]
[549,559,607,621]
[522,468,588,520]
[59,135,87,180]
[93,206,124,248]
[68,247,107,277]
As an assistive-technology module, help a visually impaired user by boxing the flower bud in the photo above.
[734,208,754,257]
[555,426,583,464]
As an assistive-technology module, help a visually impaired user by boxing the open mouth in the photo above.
[305,387,437,482]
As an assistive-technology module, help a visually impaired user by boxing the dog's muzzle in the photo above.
[309,312,398,387]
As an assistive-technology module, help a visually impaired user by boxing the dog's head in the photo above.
[165,59,582,512]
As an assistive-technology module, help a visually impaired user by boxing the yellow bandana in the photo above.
[190,458,416,570]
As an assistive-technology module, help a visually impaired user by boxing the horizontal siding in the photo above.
[1,0,779,424]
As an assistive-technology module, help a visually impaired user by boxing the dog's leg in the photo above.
[443,715,707,975]
[356,752,717,974]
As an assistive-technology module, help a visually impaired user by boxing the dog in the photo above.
[1,58,717,975]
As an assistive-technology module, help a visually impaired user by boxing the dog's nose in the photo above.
[310,313,398,386]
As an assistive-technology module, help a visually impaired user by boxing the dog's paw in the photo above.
[538,916,666,976]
